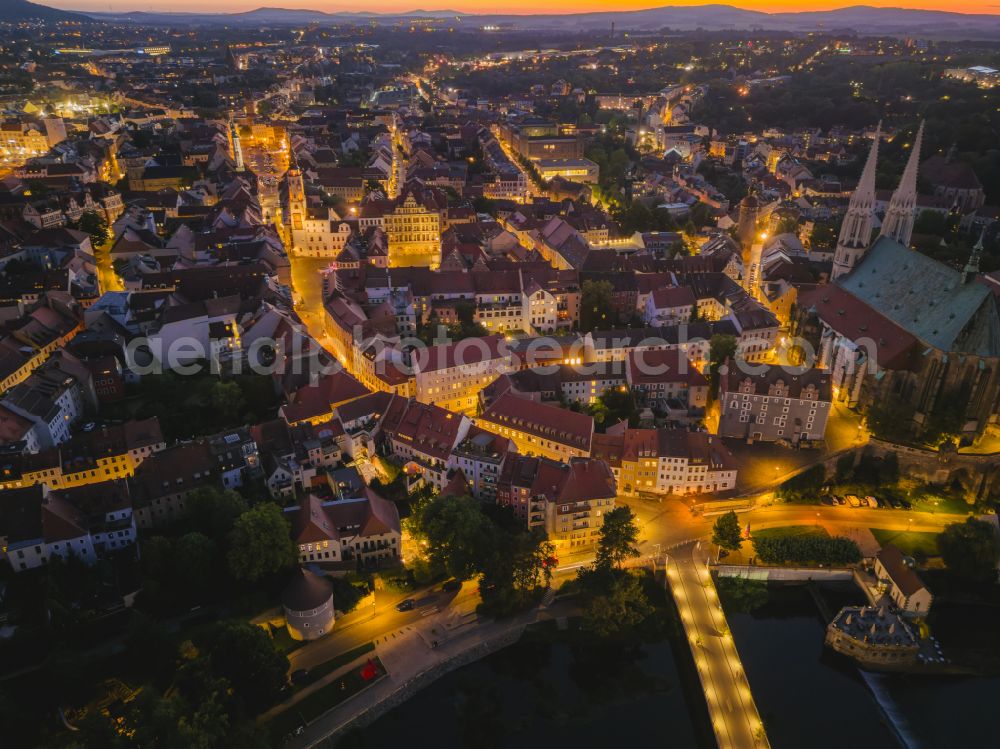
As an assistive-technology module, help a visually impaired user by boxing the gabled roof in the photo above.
[877,544,929,597]
[478,391,593,452]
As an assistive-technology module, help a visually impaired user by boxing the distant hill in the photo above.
[71,3,1000,38]
[0,0,89,22]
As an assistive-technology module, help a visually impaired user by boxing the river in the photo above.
[724,583,999,749]
[335,585,997,749]
[337,622,712,749]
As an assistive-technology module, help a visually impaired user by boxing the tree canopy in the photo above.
[595,506,641,571]
[226,503,298,583]
[581,570,654,637]
[712,510,743,552]
[937,518,1000,585]
[580,279,619,333]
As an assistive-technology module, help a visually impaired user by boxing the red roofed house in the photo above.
[626,348,709,413]
[284,486,401,568]
[280,370,370,426]
[874,544,933,615]
[592,427,737,498]
[644,285,697,326]
[496,454,616,550]
[413,334,512,415]
[476,391,593,462]
[378,397,472,490]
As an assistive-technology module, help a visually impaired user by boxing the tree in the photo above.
[937,518,1000,585]
[777,464,825,502]
[582,571,653,637]
[712,510,743,552]
[174,532,218,594]
[420,495,494,581]
[580,279,618,333]
[707,333,738,401]
[186,486,248,538]
[595,506,641,570]
[210,380,245,424]
[835,452,856,483]
[205,620,290,713]
[226,503,297,583]
[808,221,837,252]
[866,393,916,441]
[76,210,110,247]
[478,525,555,618]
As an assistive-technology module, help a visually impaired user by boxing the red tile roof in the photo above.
[478,392,593,452]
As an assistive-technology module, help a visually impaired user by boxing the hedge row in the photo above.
[752,535,862,566]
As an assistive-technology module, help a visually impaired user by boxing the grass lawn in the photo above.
[269,624,306,655]
[870,528,940,558]
[300,642,375,686]
[908,492,972,516]
[268,657,386,740]
[752,525,830,540]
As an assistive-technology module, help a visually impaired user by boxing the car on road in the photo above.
[396,598,415,612]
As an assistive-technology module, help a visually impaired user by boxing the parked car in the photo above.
[442,579,462,592]
[865,496,880,508]
[845,494,862,507]
[396,599,415,612]
[290,669,310,685]
[832,495,844,506]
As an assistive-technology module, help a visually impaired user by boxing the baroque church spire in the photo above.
[880,120,924,248]
[832,122,881,280]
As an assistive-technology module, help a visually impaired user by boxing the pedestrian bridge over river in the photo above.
[665,543,769,749]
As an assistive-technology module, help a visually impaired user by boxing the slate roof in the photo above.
[836,236,1000,357]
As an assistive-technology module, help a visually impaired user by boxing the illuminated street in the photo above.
[2,6,1000,749]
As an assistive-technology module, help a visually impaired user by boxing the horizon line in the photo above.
[47,3,1000,19]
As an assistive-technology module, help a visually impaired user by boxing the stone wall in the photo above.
[714,565,854,581]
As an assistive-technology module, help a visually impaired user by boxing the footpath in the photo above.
[281,592,552,748]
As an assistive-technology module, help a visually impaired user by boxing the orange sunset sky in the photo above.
[49,1,1000,16]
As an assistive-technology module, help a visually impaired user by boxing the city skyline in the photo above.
[48,1,1000,17]
[1,7,998,749]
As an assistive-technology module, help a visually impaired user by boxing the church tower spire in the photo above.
[832,123,881,280]
[963,229,986,284]
[880,120,923,248]
[229,116,245,172]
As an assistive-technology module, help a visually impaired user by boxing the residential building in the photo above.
[496,454,616,549]
[718,364,832,445]
[874,545,934,615]
[413,335,511,415]
[476,391,593,462]
[284,487,401,568]
[591,428,737,497]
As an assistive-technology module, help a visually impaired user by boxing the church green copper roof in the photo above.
[836,235,1000,358]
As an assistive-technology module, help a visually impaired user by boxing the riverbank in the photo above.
[283,606,537,748]
[719,579,1000,749]
[341,616,715,749]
